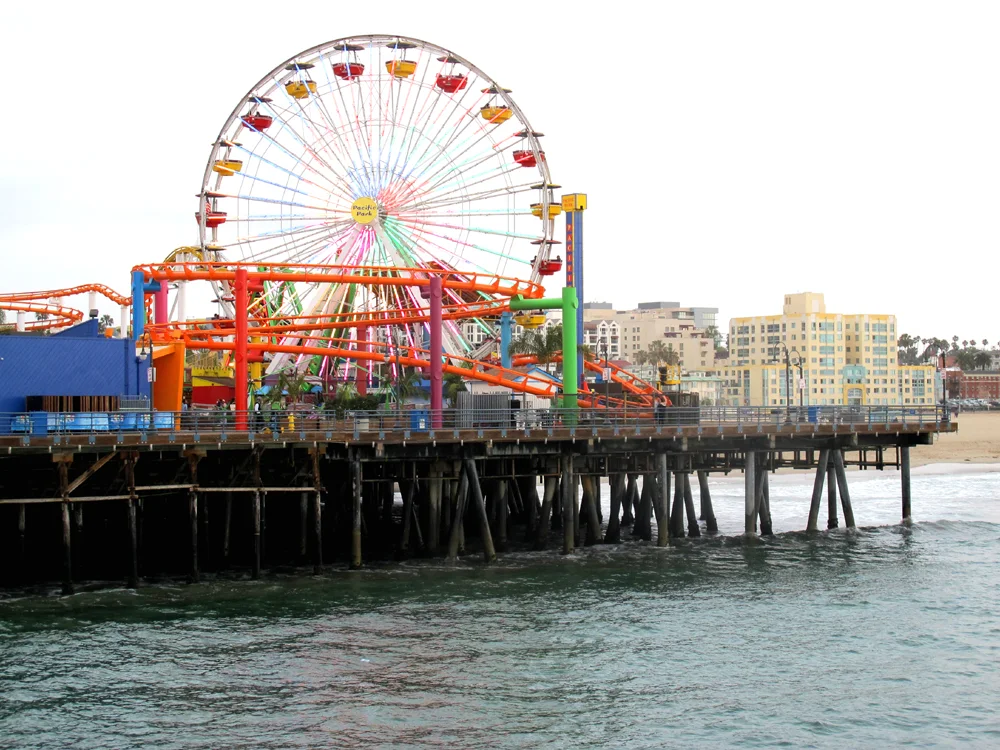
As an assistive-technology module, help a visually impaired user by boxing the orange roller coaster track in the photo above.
[0,285,132,331]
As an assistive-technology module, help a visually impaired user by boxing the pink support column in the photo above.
[234,268,249,430]
[430,276,443,427]
[355,325,368,396]
[154,283,168,324]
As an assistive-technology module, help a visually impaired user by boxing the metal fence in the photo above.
[0,404,949,442]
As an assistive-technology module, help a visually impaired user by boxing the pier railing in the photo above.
[0,404,949,443]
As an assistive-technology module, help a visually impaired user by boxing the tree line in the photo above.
[898,334,995,371]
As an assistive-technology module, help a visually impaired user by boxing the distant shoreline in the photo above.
[912,411,1000,467]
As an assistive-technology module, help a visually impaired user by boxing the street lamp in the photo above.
[601,339,610,410]
[789,348,804,413]
[770,340,801,423]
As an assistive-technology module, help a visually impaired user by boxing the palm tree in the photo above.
[394,368,424,405]
[705,325,721,348]
[0,310,5,325]
[509,324,563,369]
[974,351,992,371]
[646,340,679,367]
[275,368,311,404]
[951,335,960,351]
[443,372,467,406]
[98,314,114,334]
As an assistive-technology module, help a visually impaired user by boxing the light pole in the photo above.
[601,340,610,409]
[789,348,804,415]
[770,340,795,423]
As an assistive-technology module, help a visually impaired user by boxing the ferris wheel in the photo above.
[196,35,561,372]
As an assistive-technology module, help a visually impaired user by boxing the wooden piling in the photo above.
[758,466,773,536]
[400,479,416,556]
[572,476,581,547]
[57,459,73,595]
[125,453,138,588]
[464,458,497,562]
[670,471,685,538]
[428,469,442,554]
[832,450,857,529]
[189,490,199,582]
[223,491,233,564]
[561,455,575,554]
[252,490,261,579]
[535,475,556,550]
[581,475,601,545]
[446,466,470,560]
[299,491,309,561]
[656,454,670,547]
[744,450,756,536]
[523,475,539,541]
[605,473,624,543]
[496,479,509,552]
[826,461,838,529]
[17,503,26,574]
[622,474,636,525]
[697,471,718,534]
[312,489,323,573]
[806,449,829,532]
[351,457,362,569]
[683,473,701,538]
[900,445,912,521]
[634,476,653,541]
[60,502,73,595]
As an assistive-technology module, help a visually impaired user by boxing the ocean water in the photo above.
[1,467,999,748]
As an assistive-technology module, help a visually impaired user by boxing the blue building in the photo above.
[0,319,150,417]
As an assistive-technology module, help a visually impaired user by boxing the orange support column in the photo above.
[355,324,368,396]
[234,268,249,429]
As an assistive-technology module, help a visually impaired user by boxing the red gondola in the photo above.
[333,61,365,80]
[512,149,545,168]
[539,256,562,275]
[196,202,227,228]
[435,74,467,93]
[241,113,273,132]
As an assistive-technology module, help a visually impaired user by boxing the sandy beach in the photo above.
[912,411,1000,467]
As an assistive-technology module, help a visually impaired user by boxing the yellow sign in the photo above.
[351,197,378,224]
[561,193,587,211]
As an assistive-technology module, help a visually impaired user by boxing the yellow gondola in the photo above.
[212,159,244,176]
[285,80,317,99]
[514,313,546,329]
[480,105,513,124]
[530,203,563,219]
[386,60,417,78]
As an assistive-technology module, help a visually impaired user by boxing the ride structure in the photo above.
[171,34,573,410]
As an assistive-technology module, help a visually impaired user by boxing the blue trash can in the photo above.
[409,409,429,431]
[807,406,820,423]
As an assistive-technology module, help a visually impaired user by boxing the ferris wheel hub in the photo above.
[351,197,379,225]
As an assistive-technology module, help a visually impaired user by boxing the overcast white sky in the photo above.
[1,1,997,342]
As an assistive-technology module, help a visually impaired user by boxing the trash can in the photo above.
[807,406,820,423]
[410,409,429,431]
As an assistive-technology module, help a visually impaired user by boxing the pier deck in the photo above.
[0,406,954,592]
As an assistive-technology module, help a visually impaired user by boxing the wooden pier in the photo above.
[0,407,954,592]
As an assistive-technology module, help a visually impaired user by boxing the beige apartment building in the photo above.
[580,301,719,372]
[719,293,937,407]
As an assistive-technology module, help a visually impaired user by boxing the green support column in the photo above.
[510,287,579,415]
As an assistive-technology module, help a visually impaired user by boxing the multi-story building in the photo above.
[720,293,937,407]
[580,301,719,372]
[582,320,622,360]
